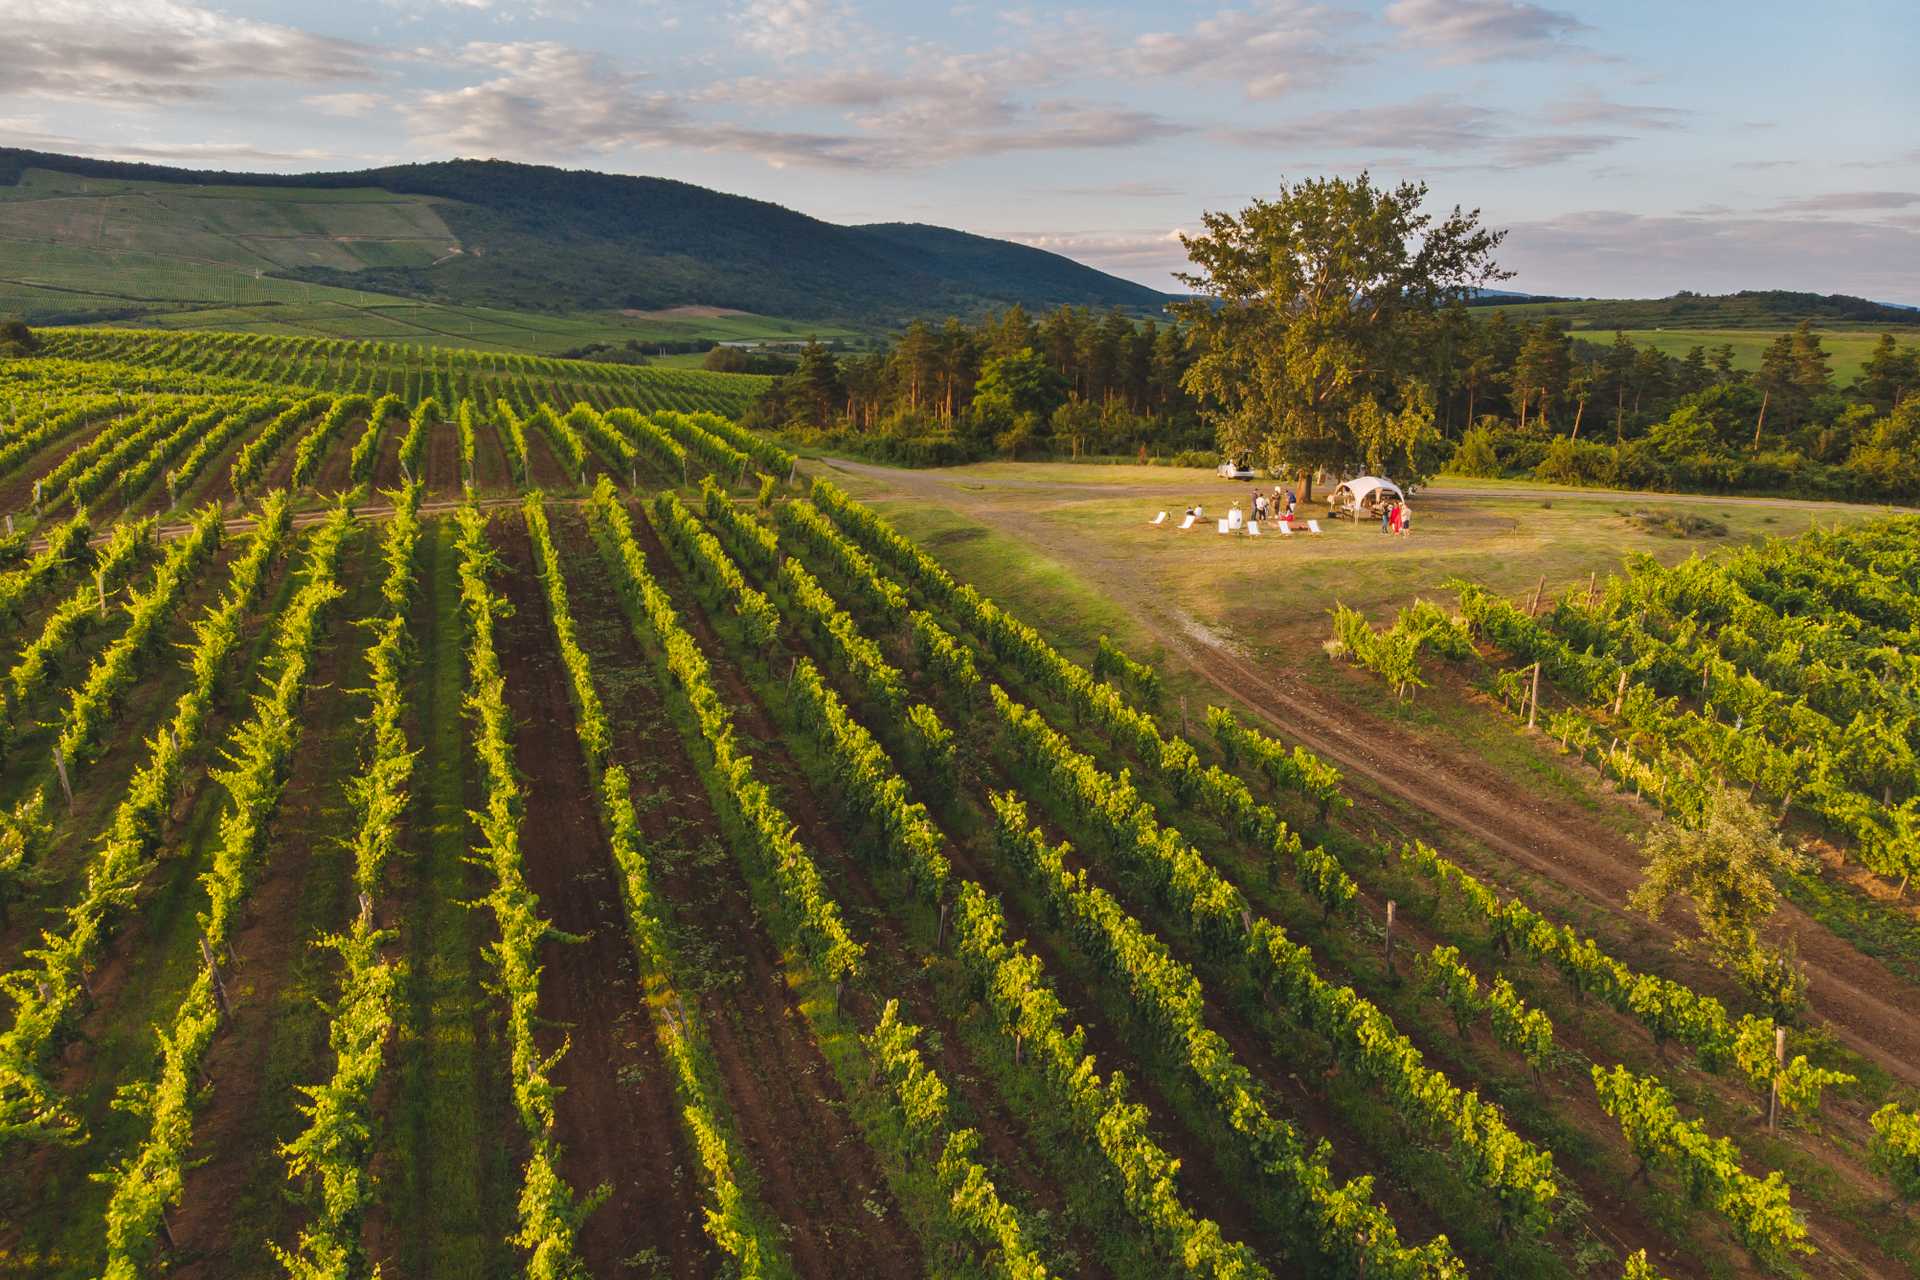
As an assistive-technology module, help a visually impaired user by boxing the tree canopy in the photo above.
[0,318,36,357]
[1173,173,1508,489]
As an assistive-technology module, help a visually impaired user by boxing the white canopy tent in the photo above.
[1326,476,1404,519]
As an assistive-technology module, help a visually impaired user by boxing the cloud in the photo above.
[733,0,858,58]
[306,92,386,118]
[1385,0,1589,62]
[404,42,680,156]
[403,41,1182,169]
[0,127,340,166]
[1221,94,1628,168]
[995,227,1194,284]
[1502,209,1920,301]
[1044,182,1184,198]
[1118,1,1363,98]
[1768,190,1920,213]
[1545,93,1685,131]
[0,0,379,106]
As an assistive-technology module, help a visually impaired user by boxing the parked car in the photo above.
[1217,455,1256,480]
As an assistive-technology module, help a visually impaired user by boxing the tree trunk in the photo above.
[1615,387,1625,443]
[1752,388,1769,448]
[1466,383,1476,425]
[1517,389,1529,434]
[1571,397,1585,441]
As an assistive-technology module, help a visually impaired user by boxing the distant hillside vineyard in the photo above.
[0,148,1175,326]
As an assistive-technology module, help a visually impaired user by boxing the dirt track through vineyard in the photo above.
[489,518,713,1278]
[822,459,1920,1091]
[559,509,925,1280]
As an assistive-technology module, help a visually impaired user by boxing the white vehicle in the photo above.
[1217,455,1256,480]
[1326,475,1405,520]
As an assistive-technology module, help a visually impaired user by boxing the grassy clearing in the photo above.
[824,462,1894,650]
[1604,329,1887,383]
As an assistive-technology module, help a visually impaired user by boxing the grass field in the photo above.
[1605,327,1888,382]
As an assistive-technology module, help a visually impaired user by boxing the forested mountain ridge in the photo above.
[0,148,1175,323]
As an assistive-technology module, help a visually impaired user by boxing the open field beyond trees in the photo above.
[0,330,1918,1280]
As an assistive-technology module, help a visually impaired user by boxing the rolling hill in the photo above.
[1481,289,1920,330]
[0,148,1174,333]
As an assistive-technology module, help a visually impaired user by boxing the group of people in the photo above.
[1180,486,1300,530]
[1379,499,1412,535]
[1252,487,1297,523]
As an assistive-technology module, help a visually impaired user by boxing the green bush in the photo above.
[1449,425,1503,478]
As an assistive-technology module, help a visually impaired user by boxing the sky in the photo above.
[2,0,1918,301]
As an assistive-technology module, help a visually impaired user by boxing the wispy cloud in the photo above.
[1116,1,1364,98]
[1042,182,1185,198]
[995,226,1194,283]
[732,0,861,59]
[403,40,1183,169]
[1767,190,1920,213]
[0,0,378,106]
[1220,94,1632,169]
[1385,0,1590,62]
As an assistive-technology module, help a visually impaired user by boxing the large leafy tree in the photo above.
[1629,790,1812,1016]
[1173,173,1507,492]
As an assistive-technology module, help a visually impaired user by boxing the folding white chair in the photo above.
[1248,521,1262,537]
[1216,518,1230,534]
[1278,520,1294,537]
[1149,511,1167,526]
[1307,519,1323,535]
[1178,513,1196,530]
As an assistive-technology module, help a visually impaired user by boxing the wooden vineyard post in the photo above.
[1384,900,1397,976]
[937,901,949,950]
[1528,575,1545,616]
[1526,662,1542,729]
[787,457,798,487]
[1586,571,1597,608]
[1614,669,1628,715]
[52,745,74,811]
[95,568,106,617]
[202,938,231,1022]
[4,514,11,536]
[1768,1026,1786,1130]
[1181,695,1189,736]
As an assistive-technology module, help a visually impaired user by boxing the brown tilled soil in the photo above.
[487,516,716,1278]
[311,426,357,497]
[625,519,1121,1273]
[0,543,256,971]
[524,428,571,491]
[167,556,372,1274]
[473,423,511,493]
[555,508,926,1280]
[0,414,122,511]
[425,424,460,499]
[0,547,300,1264]
[371,426,405,494]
